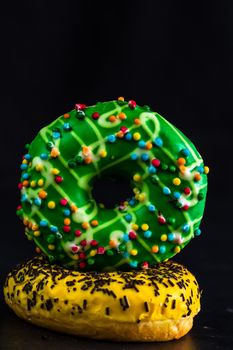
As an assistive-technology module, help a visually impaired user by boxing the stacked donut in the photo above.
[4,98,209,341]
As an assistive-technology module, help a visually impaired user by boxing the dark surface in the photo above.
[1,1,233,349]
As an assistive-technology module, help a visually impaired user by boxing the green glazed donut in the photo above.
[17,98,209,270]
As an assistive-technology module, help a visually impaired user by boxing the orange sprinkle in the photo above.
[151,245,159,253]
[177,157,186,165]
[109,239,117,248]
[91,220,99,227]
[194,173,201,181]
[82,146,89,156]
[64,218,71,225]
[108,115,117,122]
[63,113,70,119]
[145,142,153,150]
[70,204,78,212]
[35,247,41,254]
[118,112,127,120]
[134,118,141,125]
[116,131,124,138]
[84,156,92,164]
[82,222,89,230]
[118,96,124,101]
[38,190,47,199]
[32,224,39,231]
[23,218,29,226]
[179,165,187,173]
[50,147,60,158]
[22,180,29,187]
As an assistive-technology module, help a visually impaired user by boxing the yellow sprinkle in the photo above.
[123,201,128,206]
[138,193,146,202]
[48,201,56,209]
[151,245,159,253]
[91,220,99,227]
[48,244,55,250]
[160,234,167,242]
[22,159,28,164]
[141,223,149,231]
[38,190,47,199]
[73,254,79,260]
[35,163,43,172]
[173,177,181,186]
[82,222,89,229]
[51,168,60,175]
[174,246,181,253]
[37,179,44,187]
[132,224,139,231]
[33,230,40,237]
[64,218,71,225]
[99,149,107,158]
[99,203,105,208]
[130,249,138,256]
[133,187,140,194]
[133,174,141,182]
[133,132,141,141]
[35,247,41,254]
[204,166,210,174]
[50,147,60,158]
[145,142,153,150]
[30,180,36,188]
[118,112,127,120]
[90,249,97,256]
[118,96,124,101]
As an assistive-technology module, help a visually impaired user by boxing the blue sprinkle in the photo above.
[197,166,204,174]
[125,133,132,141]
[123,252,130,258]
[22,173,30,180]
[138,140,146,148]
[34,198,42,206]
[141,153,149,161]
[173,191,181,199]
[148,165,156,174]
[63,209,71,216]
[123,234,129,242]
[163,187,171,195]
[129,260,138,268]
[153,137,163,147]
[148,204,156,212]
[124,214,132,222]
[195,228,202,236]
[63,122,71,130]
[40,153,49,160]
[50,225,58,233]
[107,135,116,143]
[129,199,136,206]
[130,153,138,161]
[182,224,190,232]
[52,131,61,139]
[24,154,31,160]
[20,163,28,170]
[21,194,27,202]
[144,230,152,238]
[181,148,190,157]
[159,245,166,254]
[40,219,48,227]
[168,233,175,241]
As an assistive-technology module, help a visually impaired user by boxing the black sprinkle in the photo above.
[144,301,149,312]
[172,300,176,309]
[105,307,110,316]
[45,299,53,311]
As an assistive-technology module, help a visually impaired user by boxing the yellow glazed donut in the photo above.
[4,256,201,341]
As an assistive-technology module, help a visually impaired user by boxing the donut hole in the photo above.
[91,172,134,209]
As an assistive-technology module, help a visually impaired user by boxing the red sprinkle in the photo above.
[184,187,191,195]
[182,204,189,211]
[55,176,63,184]
[79,261,86,269]
[141,262,149,269]
[75,103,86,110]
[90,239,98,246]
[71,245,79,253]
[79,252,86,259]
[17,205,22,210]
[158,216,166,224]
[97,246,105,254]
[128,100,137,109]
[151,159,161,167]
[80,239,87,247]
[120,126,129,134]
[63,225,71,233]
[74,230,82,237]
[92,112,100,120]
[60,198,68,206]
[18,183,23,190]
[129,231,137,240]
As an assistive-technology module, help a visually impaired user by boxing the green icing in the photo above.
[18,100,208,271]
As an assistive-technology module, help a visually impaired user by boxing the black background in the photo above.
[0,1,233,349]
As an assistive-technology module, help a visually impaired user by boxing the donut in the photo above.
[17,98,209,270]
[4,256,201,342]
